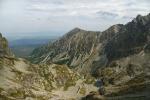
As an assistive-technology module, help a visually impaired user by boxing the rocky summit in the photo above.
[0,13,150,100]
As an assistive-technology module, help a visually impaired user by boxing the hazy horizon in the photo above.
[3,31,62,41]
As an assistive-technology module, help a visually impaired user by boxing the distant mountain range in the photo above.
[9,37,58,58]
[9,37,58,46]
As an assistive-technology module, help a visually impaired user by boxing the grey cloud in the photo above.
[96,11,118,19]
[0,0,150,38]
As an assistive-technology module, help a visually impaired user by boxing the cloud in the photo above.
[96,11,119,19]
[0,0,150,38]
[25,0,150,18]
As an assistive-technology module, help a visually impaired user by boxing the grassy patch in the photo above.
[84,75,95,84]
[53,65,79,90]
[79,87,86,95]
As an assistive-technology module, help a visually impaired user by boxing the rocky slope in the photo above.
[0,33,12,57]
[0,34,98,99]
[30,13,150,99]
[0,58,97,100]
[82,14,150,99]
[30,28,102,75]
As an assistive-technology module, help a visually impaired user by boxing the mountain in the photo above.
[30,14,150,99]
[0,33,97,99]
[30,14,150,74]
[9,38,57,46]
[30,28,100,72]
[11,44,41,58]
[29,24,126,75]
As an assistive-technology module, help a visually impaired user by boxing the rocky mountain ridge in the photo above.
[30,14,150,75]
[30,13,150,99]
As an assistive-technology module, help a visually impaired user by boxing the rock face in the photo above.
[30,28,101,74]
[104,14,150,61]
[0,33,12,57]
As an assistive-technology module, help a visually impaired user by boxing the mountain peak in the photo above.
[131,14,150,25]
[100,24,124,42]
[72,27,82,31]
[69,27,86,33]
[63,27,85,38]
[107,24,123,32]
[136,14,142,19]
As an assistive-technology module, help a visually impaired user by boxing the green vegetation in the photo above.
[53,65,79,90]
[9,89,25,99]
[84,75,95,84]
[2,38,8,48]
[79,87,86,95]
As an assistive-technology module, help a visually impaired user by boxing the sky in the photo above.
[0,0,150,40]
